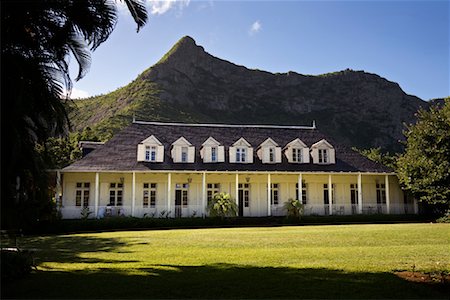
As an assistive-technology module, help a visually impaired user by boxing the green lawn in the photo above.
[3,223,449,299]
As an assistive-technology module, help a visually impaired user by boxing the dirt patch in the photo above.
[395,270,450,295]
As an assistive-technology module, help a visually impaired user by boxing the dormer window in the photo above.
[269,148,275,162]
[292,148,302,163]
[284,139,309,164]
[236,147,246,162]
[318,149,328,164]
[181,147,188,162]
[171,137,195,163]
[230,138,253,163]
[137,135,164,162]
[145,146,157,162]
[211,147,217,162]
[311,139,335,165]
[200,137,225,163]
[257,138,281,164]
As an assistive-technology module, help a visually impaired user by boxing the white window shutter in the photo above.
[311,148,318,164]
[229,146,236,163]
[285,147,292,163]
[171,147,178,163]
[329,148,336,164]
[218,146,225,162]
[275,147,282,163]
[302,148,310,163]
[137,144,146,161]
[188,146,195,163]
[247,148,254,163]
[156,145,164,162]
[203,146,211,163]
[262,148,270,163]
[256,148,263,161]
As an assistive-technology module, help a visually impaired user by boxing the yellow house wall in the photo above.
[60,171,407,219]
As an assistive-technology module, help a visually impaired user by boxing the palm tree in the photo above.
[1,0,148,228]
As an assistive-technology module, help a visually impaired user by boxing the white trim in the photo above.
[328,174,333,216]
[267,173,271,216]
[298,173,302,202]
[235,173,239,207]
[202,172,206,218]
[385,174,390,214]
[61,170,397,176]
[133,120,316,130]
[358,173,363,214]
[167,173,172,216]
[131,172,136,217]
[94,172,99,217]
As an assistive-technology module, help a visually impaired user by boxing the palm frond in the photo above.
[122,0,148,32]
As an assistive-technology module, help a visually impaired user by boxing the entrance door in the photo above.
[238,190,244,217]
[175,190,182,218]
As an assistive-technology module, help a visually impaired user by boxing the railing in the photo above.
[60,202,417,219]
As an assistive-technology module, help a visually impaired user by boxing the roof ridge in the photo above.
[133,120,317,130]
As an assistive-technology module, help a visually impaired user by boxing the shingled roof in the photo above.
[63,121,392,173]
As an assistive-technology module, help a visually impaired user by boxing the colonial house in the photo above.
[57,120,417,219]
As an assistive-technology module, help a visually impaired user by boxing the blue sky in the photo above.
[70,0,449,101]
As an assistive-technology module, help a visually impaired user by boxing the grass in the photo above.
[3,223,449,299]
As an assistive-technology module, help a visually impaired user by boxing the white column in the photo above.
[131,171,136,217]
[358,173,363,214]
[235,173,239,206]
[413,197,419,214]
[385,174,390,214]
[94,172,99,217]
[55,170,61,210]
[298,173,303,203]
[267,173,271,216]
[167,173,172,216]
[202,172,207,218]
[328,174,333,215]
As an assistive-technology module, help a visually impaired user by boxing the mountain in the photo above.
[69,36,429,152]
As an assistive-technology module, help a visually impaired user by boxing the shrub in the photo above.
[207,192,238,218]
[283,198,304,219]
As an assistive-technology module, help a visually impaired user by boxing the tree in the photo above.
[207,193,238,218]
[397,98,450,212]
[1,0,148,228]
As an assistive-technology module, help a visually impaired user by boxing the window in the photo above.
[269,148,275,162]
[143,183,157,208]
[207,183,220,202]
[211,147,217,162]
[145,146,150,161]
[376,183,386,204]
[295,181,307,204]
[350,184,359,205]
[239,183,250,207]
[109,183,123,206]
[292,148,302,163]
[236,147,246,162]
[145,146,157,162]
[318,149,329,163]
[181,147,188,162]
[175,183,189,207]
[271,183,279,205]
[75,182,90,207]
[350,184,358,214]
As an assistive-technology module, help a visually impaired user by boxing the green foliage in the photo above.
[353,147,398,169]
[36,127,101,169]
[283,198,304,219]
[397,98,450,209]
[207,193,238,218]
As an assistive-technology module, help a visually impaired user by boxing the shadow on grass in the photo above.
[3,264,449,299]
[15,235,136,265]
